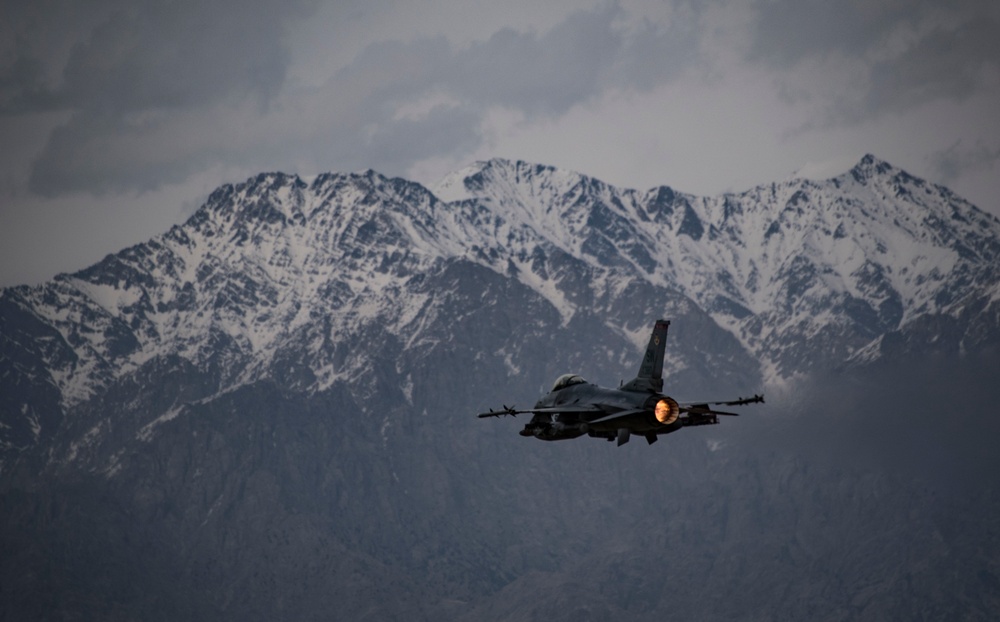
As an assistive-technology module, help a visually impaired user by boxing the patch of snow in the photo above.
[66,420,105,463]
[137,406,185,442]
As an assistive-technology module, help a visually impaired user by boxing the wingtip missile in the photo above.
[722,394,765,406]
[477,405,520,418]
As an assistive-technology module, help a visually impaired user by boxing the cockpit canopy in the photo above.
[551,374,587,392]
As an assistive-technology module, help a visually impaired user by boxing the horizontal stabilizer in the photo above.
[477,404,605,418]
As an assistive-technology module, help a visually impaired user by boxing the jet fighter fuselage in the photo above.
[478,320,763,446]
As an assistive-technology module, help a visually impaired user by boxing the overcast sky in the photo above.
[2,0,998,286]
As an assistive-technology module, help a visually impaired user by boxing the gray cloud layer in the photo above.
[3,0,314,194]
[929,139,1000,182]
[6,2,705,195]
[751,0,1000,124]
[1,0,997,204]
[7,0,313,113]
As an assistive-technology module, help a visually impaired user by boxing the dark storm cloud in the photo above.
[27,112,217,194]
[336,4,699,131]
[0,55,51,112]
[448,5,699,114]
[305,4,701,179]
[3,0,316,195]
[748,0,911,66]
[13,1,704,196]
[454,13,619,116]
[59,8,287,112]
[4,0,313,114]
[928,139,1000,183]
[866,11,1000,113]
[332,7,629,120]
[749,0,1000,123]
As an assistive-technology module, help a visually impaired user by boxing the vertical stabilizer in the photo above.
[621,320,670,393]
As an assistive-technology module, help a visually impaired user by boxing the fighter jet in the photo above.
[478,319,763,446]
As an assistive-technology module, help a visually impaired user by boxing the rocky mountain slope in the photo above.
[4,155,999,458]
[436,155,1000,377]
[1,155,999,620]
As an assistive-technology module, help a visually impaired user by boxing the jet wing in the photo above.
[477,404,605,418]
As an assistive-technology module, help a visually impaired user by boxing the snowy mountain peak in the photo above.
[427,155,1000,377]
[2,154,999,459]
[433,158,575,204]
[848,153,895,183]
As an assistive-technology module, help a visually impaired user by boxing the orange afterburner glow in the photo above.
[655,397,679,424]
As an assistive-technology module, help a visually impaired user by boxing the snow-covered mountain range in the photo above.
[3,154,999,456]
[435,155,1000,377]
[3,154,1000,620]
[2,154,1000,457]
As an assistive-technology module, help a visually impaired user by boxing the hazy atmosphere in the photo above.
[2,0,999,286]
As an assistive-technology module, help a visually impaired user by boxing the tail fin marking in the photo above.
[621,319,669,393]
